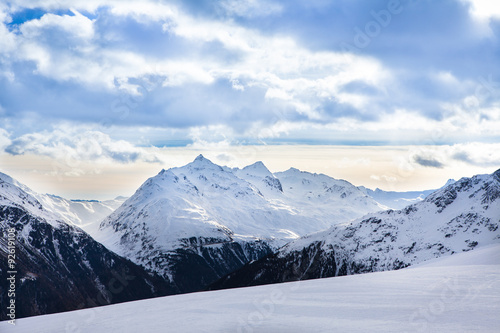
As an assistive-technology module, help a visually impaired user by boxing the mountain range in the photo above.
[93,154,412,292]
[210,169,500,290]
[1,155,497,321]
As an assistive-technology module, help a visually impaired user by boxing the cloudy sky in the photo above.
[0,0,499,199]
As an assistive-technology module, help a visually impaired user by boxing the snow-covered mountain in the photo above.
[0,171,127,228]
[20,188,126,229]
[358,179,455,210]
[0,173,174,319]
[210,169,500,289]
[38,195,127,227]
[358,187,434,210]
[96,155,387,292]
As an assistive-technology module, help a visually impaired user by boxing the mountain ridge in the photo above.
[94,155,390,292]
[209,169,500,290]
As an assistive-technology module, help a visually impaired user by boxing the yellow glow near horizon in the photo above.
[1,145,498,200]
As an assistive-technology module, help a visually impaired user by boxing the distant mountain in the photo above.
[0,172,175,320]
[210,170,500,290]
[358,179,456,210]
[22,191,127,229]
[96,155,387,292]
[358,187,435,210]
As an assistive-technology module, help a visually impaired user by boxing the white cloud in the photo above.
[460,0,500,36]
[187,125,233,148]
[2,0,389,116]
[0,18,15,54]
[0,0,498,148]
[461,0,500,22]
[370,174,398,183]
[447,142,500,167]
[108,1,177,22]
[20,10,95,40]
[219,0,283,18]
[5,126,162,165]
[408,143,500,169]
[158,61,215,87]
[0,128,11,152]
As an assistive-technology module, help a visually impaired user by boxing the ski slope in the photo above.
[3,244,499,333]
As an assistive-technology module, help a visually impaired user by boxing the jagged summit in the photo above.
[194,154,206,162]
[235,161,281,195]
[494,168,500,180]
[241,161,273,177]
[244,161,266,169]
[192,154,215,165]
[184,154,222,171]
[443,179,456,188]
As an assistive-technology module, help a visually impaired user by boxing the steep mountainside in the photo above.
[210,169,500,290]
[96,155,386,292]
[0,173,175,320]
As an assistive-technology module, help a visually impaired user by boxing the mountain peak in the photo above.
[443,179,456,188]
[242,161,272,175]
[184,154,222,172]
[246,161,265,168]
[192,154,216,166]
[194,154,206,162]
[237,161,274,181]
[494,168,500,181]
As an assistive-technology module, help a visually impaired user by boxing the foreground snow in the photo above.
[3,244,499,333]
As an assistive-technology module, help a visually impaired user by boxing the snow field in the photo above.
[3,244,499,333]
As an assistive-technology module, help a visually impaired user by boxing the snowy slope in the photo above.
[35,195,126,228]
[272,167,385,223]
[0,172,62,227]
[3,244,499,333]
[289,170,500,266]
[211,169,500,289]
[95,155,387,289]
[0,171,126,228]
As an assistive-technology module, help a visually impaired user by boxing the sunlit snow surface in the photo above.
[3,244,499,333]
